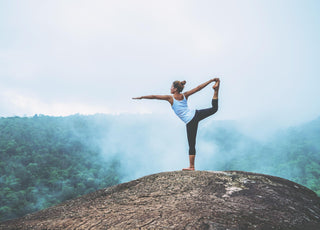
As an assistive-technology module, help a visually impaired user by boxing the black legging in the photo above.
[186,99,218,155]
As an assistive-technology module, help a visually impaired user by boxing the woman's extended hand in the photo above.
[211,78,220,82]
[132,96,142,100]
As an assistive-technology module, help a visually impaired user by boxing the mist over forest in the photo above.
[1,114,320,221]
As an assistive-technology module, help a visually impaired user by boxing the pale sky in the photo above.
[1,0,319,128]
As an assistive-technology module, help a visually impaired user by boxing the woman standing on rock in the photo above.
[133,78,220,171]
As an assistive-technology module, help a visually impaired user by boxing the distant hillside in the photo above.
[1,171,320,229]
[201,116,320,196]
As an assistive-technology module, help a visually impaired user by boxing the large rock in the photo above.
[1,171,320,229]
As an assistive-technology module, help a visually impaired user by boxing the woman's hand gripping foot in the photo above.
[213,78,220,90]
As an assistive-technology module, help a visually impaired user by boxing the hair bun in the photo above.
[181,80,186,85]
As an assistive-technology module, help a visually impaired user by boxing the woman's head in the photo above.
[171,80,186,93]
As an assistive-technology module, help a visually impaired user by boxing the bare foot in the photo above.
[213,78,220,90]
[182,167,195,171]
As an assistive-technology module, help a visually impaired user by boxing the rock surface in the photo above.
[1,171,320,229]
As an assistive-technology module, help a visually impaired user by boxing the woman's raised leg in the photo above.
[213,78,220,99]
[196,79,220,122]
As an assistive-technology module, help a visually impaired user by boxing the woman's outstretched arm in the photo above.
[132,95,173,104]
[184,78,218,98]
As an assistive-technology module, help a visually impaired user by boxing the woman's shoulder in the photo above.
[182,93,189,100]
[166,95,174,106]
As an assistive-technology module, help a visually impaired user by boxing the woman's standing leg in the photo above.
[183,118,198,170]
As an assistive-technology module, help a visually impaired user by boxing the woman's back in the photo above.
[171,94,195,124]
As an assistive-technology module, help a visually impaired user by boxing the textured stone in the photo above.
[1,171,320,229]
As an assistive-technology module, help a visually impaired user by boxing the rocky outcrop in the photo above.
[1,171,320,229]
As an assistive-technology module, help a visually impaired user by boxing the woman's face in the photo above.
[171,84,177,94]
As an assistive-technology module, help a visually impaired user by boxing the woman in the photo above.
[133,78,220,171]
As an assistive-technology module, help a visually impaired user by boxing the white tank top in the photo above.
[171,94,196,124]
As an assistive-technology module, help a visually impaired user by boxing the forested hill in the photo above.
[0,115,121,221]
[0,114,320,222]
